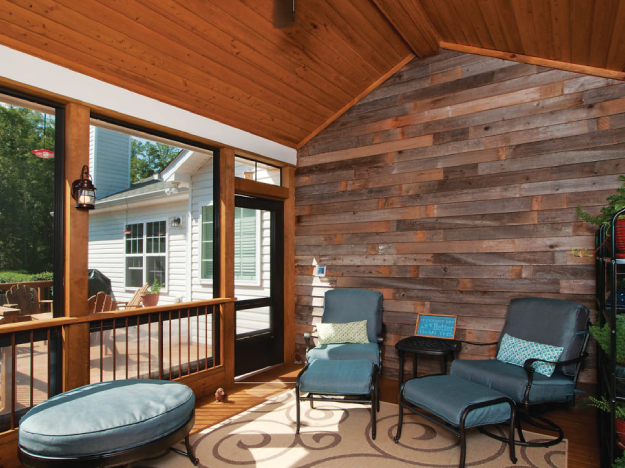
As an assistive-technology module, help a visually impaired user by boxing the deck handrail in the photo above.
[0,280,53,292]
[0,297,236,335]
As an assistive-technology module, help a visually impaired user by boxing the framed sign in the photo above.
[414,314,457,340]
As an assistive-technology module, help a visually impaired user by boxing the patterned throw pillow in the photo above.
[496,333,564,377]
[316,320,369,345]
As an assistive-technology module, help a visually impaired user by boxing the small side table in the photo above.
[395,336,460,384]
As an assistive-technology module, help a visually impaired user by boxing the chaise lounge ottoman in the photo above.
[395,375,517,468]
[18,379,199,468]
[295,359,378,439]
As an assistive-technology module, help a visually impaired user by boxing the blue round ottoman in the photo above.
[18,379,198,467]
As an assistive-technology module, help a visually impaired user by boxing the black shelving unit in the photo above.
[596,208,625,467]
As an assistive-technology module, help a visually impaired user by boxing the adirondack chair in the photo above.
[117,283,149,309]
[5,284,47,316]
[88,292,118,313]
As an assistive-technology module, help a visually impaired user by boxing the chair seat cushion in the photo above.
[306,343,380,365]
[402,375,512,429]
[18,379,195,458]
[450,359,575,405]
[300,359,374,395]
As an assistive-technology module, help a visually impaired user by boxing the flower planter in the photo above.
[617,418,625,445]
[615,218,625,257]
[140,293,159,307]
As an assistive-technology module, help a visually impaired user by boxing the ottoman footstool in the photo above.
[396,375,517,468]
[296,359,378,439]
[18,379,199,468]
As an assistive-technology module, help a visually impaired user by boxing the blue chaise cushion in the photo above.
[307,342,380,366]
[451,359,575,405]
[18,379,195,458]
[323,289,383,342]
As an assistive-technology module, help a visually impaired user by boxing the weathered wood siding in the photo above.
[295,50,625,383]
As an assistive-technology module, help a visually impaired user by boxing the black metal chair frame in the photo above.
[394,380,517,468]
[459,328,590,448]
[295,363,379,440]
[18,411,199,468]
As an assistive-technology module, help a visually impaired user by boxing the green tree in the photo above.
[130,139,181,182]
[0,106,55,273]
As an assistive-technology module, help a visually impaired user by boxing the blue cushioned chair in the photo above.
[450,297,590,447]
[304,288,384,407]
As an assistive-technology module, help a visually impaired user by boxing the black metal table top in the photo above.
[395,336,459,356]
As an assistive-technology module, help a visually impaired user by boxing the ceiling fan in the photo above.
[273,0,296,28]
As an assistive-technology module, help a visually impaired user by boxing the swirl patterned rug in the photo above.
[144,390,567,468]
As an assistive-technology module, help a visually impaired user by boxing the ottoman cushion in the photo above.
[300,359,374,395]
[19,379,195,458]
[403,375,511,429]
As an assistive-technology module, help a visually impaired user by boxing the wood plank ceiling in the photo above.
[0,0,623,149]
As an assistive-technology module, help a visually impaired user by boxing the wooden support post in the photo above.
[62,103,91,391]
[219,148,236,386]
[282,167,295,364]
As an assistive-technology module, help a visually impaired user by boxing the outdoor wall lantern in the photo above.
[71,165,96,210]
[170,217,181,228]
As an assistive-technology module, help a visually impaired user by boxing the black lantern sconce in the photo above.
[71,165,97,210]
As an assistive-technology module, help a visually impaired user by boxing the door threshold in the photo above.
[234,363,284,383]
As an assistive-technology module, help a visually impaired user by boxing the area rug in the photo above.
[143,390,567,467]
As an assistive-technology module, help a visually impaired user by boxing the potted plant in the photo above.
[588,396,625,445]
[140,278,162,307]
[591,315,625,394]
[575,175,625,257]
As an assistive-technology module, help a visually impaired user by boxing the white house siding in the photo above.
[91,127,131,199]
[190,164,273,335]
[88,196,188,306]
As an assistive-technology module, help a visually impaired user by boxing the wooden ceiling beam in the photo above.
[440,42,625,81]
[370,0,441,58]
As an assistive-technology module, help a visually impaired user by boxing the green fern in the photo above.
[577,175,625,226]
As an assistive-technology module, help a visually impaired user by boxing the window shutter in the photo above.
[234,207,256,281]
[201,206,214,280]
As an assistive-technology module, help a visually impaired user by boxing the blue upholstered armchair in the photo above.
[450,297,590,447]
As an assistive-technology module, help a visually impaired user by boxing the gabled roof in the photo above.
[96,177,188,207]
[1,1,623,149]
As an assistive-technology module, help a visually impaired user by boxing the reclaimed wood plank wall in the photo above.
[295,50,625,383]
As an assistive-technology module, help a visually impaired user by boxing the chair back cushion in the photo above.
[322,289,383,343]
[499,297,589,376]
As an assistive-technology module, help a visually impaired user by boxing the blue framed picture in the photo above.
[414,314,457,340]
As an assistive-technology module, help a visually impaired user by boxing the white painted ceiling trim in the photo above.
[0,45,297,164]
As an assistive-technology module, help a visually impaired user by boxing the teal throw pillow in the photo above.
[496,333,564,377]
[316,320,369,344]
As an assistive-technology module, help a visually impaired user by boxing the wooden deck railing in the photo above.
[0,298,234,432]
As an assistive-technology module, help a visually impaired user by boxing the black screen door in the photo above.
[234,195,284,376]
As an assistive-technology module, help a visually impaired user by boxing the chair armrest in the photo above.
[522,353,588,374]
[304,330,317,355]
[456,340,498,346]
[520,353,588,408]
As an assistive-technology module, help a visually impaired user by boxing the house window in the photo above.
[201,206,257,281]
[125,221,166,288]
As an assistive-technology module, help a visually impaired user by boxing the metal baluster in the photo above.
[125,317,129,380]
[11,334,16,429]
[100,322,104,382]
[30,331,34,408]
[137,317,141,379]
